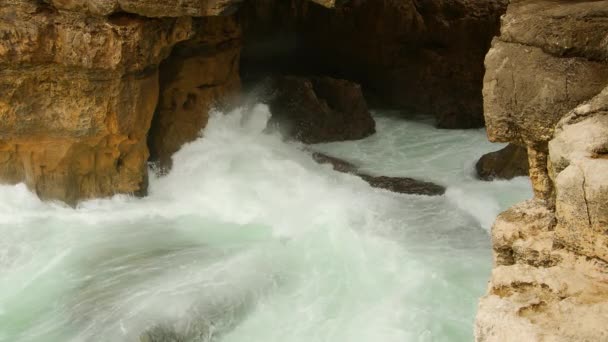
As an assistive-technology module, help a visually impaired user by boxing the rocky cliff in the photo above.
[0,0,508,204]
[476,1,608,340]
[0,0,244,203]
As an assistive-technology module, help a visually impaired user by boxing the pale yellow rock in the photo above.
[550,88,608,263]
[477,1,608,340]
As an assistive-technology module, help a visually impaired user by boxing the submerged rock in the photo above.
[357,174,445,196]
[475,144,529,181]
[265,76,376,143]
[312,152,445,196]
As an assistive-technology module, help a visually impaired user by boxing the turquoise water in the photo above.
[0,105,531,342]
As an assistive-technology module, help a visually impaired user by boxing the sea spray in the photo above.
[0,105,531,342]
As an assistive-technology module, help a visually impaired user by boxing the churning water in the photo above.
[0,105,531,342]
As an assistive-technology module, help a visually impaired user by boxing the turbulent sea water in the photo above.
[0,105,531,342]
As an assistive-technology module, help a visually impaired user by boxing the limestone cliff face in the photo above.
[0,0,195,205]
[148,16,242,169]
[476,1,608,340]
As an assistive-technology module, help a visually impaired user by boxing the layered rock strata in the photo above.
[476,1,608,340]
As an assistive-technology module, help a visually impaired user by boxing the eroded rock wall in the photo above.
[0,0,195,204]
[148,16,242,169]
[476,1,608,340]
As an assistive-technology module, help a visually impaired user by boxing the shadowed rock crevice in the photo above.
[238,0,508,128]
[147,15,242,170]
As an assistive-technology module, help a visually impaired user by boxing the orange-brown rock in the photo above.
[148,16,242,169]
[0,0,192,205]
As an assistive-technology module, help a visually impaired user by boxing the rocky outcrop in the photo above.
[0,0,193,204]
[312,152,446,196]
[0,0,510,204]
[476,1,608,340]
[476,144,529,180]
[0,0,246,203]
[148,16,241,169]
[265,76,375,143]
[44,0,242,17]
[240,0,508,128]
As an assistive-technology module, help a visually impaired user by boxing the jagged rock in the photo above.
[475,144,529,181]
[265,76,375,143]
[148,16,242,169]
[476,1,608,341]
[0,1,192,205]
[312,152,445,196]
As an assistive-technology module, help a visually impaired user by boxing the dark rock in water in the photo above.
[312,152,445,196]
[312,152,358,174]
[357,174,446,196]
[476,143,529,181]
[264,76,376,143]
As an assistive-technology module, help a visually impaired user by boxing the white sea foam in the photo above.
[0,105,531,342]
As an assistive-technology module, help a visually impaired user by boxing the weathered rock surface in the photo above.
[550,87,608,264]
[476,1,608,340]
[240,0,508,128]
[0,0,192,204]
[45,0,242,17]
[476,144,529,181]
[312,152,446,196]
[148,16,242,169]
[476,201,608,342]
[265,76,375,143]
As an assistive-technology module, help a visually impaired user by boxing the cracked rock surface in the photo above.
[476,1,608,341]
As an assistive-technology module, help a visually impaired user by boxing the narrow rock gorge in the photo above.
[1,0,510,204]
[475,1,608,340]
[0,0,606,341]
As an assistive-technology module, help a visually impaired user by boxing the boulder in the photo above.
[312,152,445,196]
[265,76,376,143]
[475,144,529,181]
